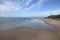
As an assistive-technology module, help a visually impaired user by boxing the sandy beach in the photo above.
[0,19,60,40]
[43,19,60,29]
[43,19,60,39]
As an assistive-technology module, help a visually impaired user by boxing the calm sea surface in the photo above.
[0,17,56,31]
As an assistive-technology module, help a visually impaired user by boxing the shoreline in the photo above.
[0,18,60,40]
[42,19,60,30]
[43,19,60,39]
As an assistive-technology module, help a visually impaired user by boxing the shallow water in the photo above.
[0,17,56,31]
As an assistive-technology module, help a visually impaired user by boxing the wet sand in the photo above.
[0,27,59,40]
[0,19,60,40]
[43,19,60,30]
[43,19,60,40]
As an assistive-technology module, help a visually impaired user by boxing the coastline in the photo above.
[43,19,60,40]
[1,26,59,40]
[42,19,60,30]
[0,18,60,40]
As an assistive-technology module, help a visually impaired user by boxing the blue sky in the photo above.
[0,0,60,17]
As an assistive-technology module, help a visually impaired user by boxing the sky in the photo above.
[0,0,60,17]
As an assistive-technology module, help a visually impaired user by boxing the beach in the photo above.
[43,19,60,30]
[43,19,60,40]
[0,27,59,40]
[0,18,60,40]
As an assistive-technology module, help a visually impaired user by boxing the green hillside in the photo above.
[47,14,60,19]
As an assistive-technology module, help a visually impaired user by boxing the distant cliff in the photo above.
[47,14,60,19]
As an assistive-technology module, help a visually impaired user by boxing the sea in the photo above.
[0,17,56,31]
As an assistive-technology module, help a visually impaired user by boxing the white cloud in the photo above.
[39,9,60,16]
[0,0,48,12]
[24,0,48,11]
[25,0,32,5]
[44,9,60,14]
[0,0,20,12]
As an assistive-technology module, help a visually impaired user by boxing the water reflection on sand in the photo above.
[0,18,56,31]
